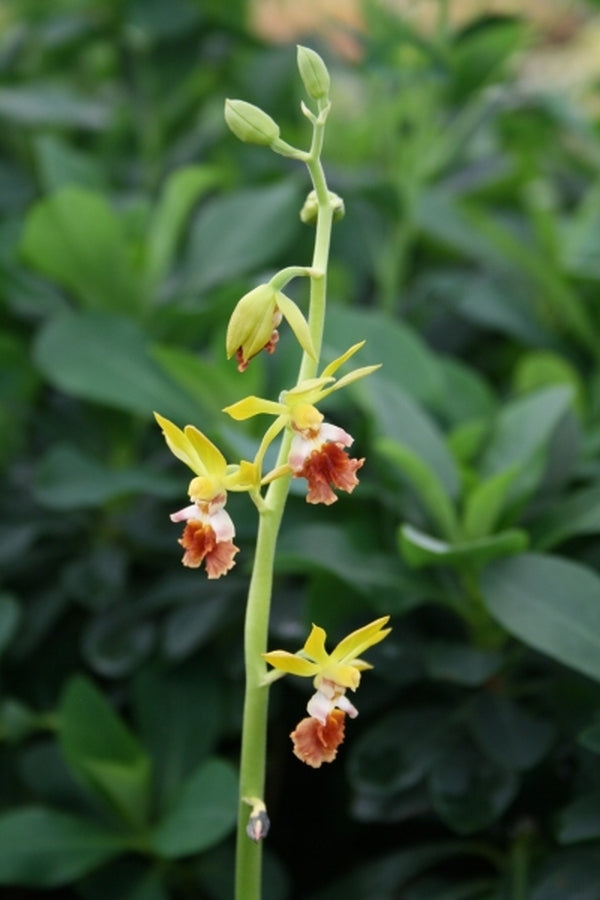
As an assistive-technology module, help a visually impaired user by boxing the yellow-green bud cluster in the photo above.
[300,190,345,226]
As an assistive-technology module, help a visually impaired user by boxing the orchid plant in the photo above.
[154,47,390,900]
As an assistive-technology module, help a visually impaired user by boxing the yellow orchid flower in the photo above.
[223,343,380,504]
[263,615,391,767]
[154,412,258,578]
[223,341,379,425]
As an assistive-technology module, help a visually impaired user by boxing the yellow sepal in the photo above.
[223,396,285,421]
[262,650,318,678]
[154,412,225,477]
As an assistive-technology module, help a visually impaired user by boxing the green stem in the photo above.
[234,456,291,900]
[234,102,336,900]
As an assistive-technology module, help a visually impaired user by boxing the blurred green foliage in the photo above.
[2,0,600,898]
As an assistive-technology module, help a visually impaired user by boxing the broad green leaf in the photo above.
[451,16,526,98]
[151,342,263,418]
[400,523,528,571]
[0,807,125,886]
[481,554,600,682]
[18,741,91,810]
[0,85,111,129]
[324,306,443,407]
[561,182,600,280]
[133,661,224,809]
[308,843,477,900]
[423,642,502,687]
[377,438,459,540]
[33,444,179,510]
[277,523,401,594]
[161,590,235,661]
[33,134,105,193]
[462,205,597,354]
[78,858,170,900]
[467,693,554,771]
[417,188,507,270]
[0,592,20,658]
[152,758,237,858]
[530,486,600,550]
[462,466,521,539]
[34,310,198,419]
[349,708,448,798]
[365,378,459,496]
[429,734,518,834]
[0,330,40,467]
[428,270,548,345]
[578,719,600,755]
[512,350,584,415]
[144,165,223,289]
[0,698,41,743]
[21,187,142,313]
[183,180,301,293]
[434,357,496,426]
[480,386,573,477]
[128,0,199,35]
[58,677,152,827]
[530,849,600,900]
[447,419,489,465]
[557,793,600,844]
[82,613,155,680]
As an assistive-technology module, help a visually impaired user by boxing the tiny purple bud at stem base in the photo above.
[246,808,270,842]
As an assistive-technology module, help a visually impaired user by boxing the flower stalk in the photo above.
[154,46,385,900]
[234,89,338,900]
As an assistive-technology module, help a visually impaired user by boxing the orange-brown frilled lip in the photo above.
[290,710,346,768]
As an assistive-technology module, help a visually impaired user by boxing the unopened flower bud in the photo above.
[244,797,270,842]
[297,45,330,100]
[224,99,280,146]
[300,189,345,226]
[226,283,278,366]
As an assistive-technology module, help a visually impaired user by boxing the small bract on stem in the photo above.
[153,45,387,900]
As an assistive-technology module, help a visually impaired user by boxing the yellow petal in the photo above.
[352,659,374,672]
[320,662,362,690]
[154,412,206,475]
[183,424,227,478]
[224,460,260,491]
[330,616,391,665]
[303,624,328,664]
[318,364,382,401]
[276,292,317,360]
[223,396,285,421]
[261,462,292,485]
[262,650,318,678]
[320,341,366,378]
[283,377,333,401]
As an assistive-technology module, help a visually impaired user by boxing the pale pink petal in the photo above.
[319,422,353,446]
[336,694,359,719]
[210,507,235,542]
[288,433,314,471]
[170,503,202,523]
[307,689,334,724]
